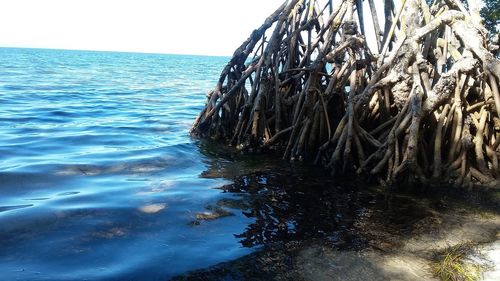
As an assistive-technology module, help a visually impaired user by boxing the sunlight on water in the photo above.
[0,48,257,280]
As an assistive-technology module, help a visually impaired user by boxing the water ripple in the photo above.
[0,204,34,213]
[0,48,248,280]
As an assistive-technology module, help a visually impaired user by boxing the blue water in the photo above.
[0,48,254,280]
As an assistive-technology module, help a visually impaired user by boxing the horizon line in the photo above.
[0,45,232,58]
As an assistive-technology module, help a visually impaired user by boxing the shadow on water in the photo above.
[218,172,369,249]
[195,140,440,249]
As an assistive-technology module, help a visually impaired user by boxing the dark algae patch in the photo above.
[218,171,372,249]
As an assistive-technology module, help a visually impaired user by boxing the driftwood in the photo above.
[192,0,500,189]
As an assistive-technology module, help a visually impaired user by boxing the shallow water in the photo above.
[0,48,258,280]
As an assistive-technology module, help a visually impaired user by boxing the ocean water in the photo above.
[0,47,256,280]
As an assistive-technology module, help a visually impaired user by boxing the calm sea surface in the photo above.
[0,48,256,280]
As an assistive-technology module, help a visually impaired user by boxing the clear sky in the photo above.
[0,0,284,56]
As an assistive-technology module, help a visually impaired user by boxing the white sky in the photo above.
[1,1,483,56]
[0,0,284,56]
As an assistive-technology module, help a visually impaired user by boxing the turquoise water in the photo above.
[0,48,256,280]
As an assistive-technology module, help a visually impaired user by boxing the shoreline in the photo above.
[173,183,500,281]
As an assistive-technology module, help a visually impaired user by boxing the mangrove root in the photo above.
[191,0,500,189]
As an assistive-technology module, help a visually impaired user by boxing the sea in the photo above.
[0,47,257,280]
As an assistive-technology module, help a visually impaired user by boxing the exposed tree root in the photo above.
[191,0,500,189]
